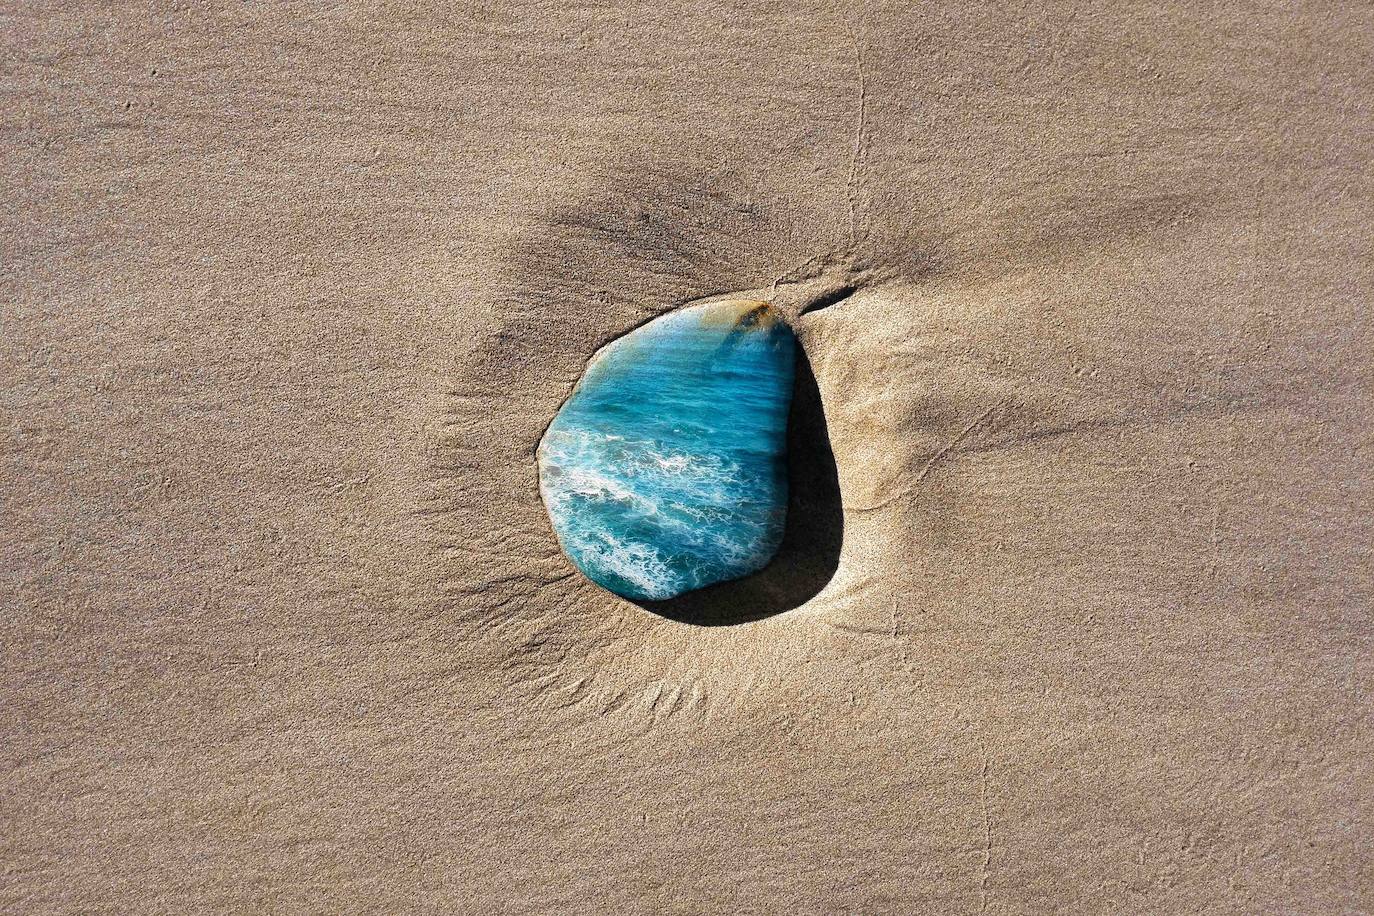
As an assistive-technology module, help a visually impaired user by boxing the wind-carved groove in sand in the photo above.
[514,668,714,727]
[799,282,857,315]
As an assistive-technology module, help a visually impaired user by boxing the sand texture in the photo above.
[3,2,1372,913]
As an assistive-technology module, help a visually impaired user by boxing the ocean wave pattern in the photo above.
[538,300,796,601]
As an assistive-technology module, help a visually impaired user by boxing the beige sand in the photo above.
[3,2,1371,912]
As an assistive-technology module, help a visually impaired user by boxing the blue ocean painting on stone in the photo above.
[537,299,797,601]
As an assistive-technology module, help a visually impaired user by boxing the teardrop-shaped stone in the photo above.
[538,299,797,601]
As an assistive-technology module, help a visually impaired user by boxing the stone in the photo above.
[537,299,797,601]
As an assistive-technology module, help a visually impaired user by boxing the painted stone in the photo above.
[537,299,796,601]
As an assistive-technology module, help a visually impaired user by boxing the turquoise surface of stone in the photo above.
[537,299,797,601]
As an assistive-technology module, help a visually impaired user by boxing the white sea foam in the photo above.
[541,421,779,597]
[583,532,679,600]
[558,465,659,513]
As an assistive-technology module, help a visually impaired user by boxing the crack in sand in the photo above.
[849,403,1007,513]
[890,597,908,666]
[980,749,993,915]
[844,12,869,249]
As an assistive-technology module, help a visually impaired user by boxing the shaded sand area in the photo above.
[3,3,1371,912]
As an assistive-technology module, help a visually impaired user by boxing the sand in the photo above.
[3,2,1371,913]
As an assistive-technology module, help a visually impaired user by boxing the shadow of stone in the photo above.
[637,344,843,626]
